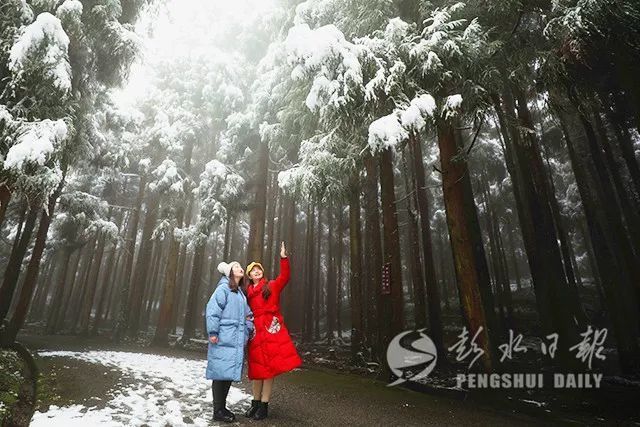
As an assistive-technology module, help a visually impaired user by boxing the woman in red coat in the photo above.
[244,241,302,420]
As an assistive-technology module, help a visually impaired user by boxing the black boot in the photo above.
[245,399,260,418]
[253,401,268,420]
[214,408,235,423]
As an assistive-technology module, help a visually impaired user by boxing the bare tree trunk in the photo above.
[78,231,107,335]
[313,205,322,340]
[378,148,404,348]
[303,202,315,341]
[182,239,207,340]
[348,178,364,360]
[553,92,640,373]
[0,207,38,321]
[68,238,96,331]
[0,184,10,229]
[46,247,73,335]
[112,175,146,341]
[409,132,445,357]
[6,180,64,342]
[326,204,336,344]
[247,137,269,261]
[437,120,494,372]
[92,211,127,334]
[264,171,278,276]
[336,206,344,339]
[124,189,158,338]
[401,147,427,329]
[363,153,382,355]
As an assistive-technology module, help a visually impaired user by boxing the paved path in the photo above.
[22,334,552,426]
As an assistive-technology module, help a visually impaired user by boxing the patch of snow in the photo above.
[442,94,463,119]
[368,113,407,153]
[520,399,548,408]
[32,350,251,426]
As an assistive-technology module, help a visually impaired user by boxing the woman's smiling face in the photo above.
[249,266,263,281]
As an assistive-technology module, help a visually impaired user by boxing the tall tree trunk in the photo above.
[437,233,450,310]
[348,176,364,361]
[542,152,586,324]
[264,171,278,275]
[437,120,494,372]
[281,196,296,322]
[123,186,158,338]
[496,82,580,366]
[0,184,11,230]
[0,207,38,321]
[45,247,73,334]
[505,220,522,291]
[92,210,128,334]
[336,206,344,339]
[153,134,196,347]
[378,148,404,358]
[182,239,207,340]
[5,179,64,342]
[363,153,382,354]
[553,91,640,373]
[326,204,336,344]
[591,106,640,251]
[68,237,96,331]
[401,147,427,329]
[78,231,107,335]
[303,202,315,342]
[112,175,146,341]
[313,205,322,340]
[606,87,640,198]
[409,132,445,357]
[247,138,269,261]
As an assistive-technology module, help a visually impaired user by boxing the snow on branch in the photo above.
[9,12,72,92]
[3,119,68,170]
[368,113,408,153]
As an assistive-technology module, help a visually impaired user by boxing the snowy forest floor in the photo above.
[0,326,638,426]
[8,332,542,426]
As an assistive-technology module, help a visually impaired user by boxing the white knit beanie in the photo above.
[217,261,240,278]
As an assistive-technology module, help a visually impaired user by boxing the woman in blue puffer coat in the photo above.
[205,260,254,423]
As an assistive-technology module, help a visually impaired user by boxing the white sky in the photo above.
[114,0,277,107]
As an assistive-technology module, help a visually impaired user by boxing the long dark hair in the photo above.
[228,272,241,290]
[247,270,271,299]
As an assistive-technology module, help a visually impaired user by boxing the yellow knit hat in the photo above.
[246,262,264,274]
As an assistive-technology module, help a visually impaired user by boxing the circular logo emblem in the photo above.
[266,316,281,334]
[386,329,437,386]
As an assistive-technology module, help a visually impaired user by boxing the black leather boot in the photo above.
[245,399,260,417]
[253,401,268,420]
[214,408,235,423]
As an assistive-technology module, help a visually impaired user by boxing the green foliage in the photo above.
[0,349,24,422]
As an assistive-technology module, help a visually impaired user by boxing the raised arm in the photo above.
[271,256,290,293]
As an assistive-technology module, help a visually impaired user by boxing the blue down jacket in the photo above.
[205,276,254,381]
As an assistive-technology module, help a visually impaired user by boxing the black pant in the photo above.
[212,380,232,411]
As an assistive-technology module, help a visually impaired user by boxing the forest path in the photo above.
[21,333,552,426]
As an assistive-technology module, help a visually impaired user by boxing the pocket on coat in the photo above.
[218,324,236,347]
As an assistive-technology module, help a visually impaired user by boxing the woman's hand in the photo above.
[280,241,287,258]
[209,335,218,344]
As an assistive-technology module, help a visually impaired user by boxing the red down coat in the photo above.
[246,257,302,379]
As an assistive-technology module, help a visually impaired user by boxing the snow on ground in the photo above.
[32,350,251,426]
